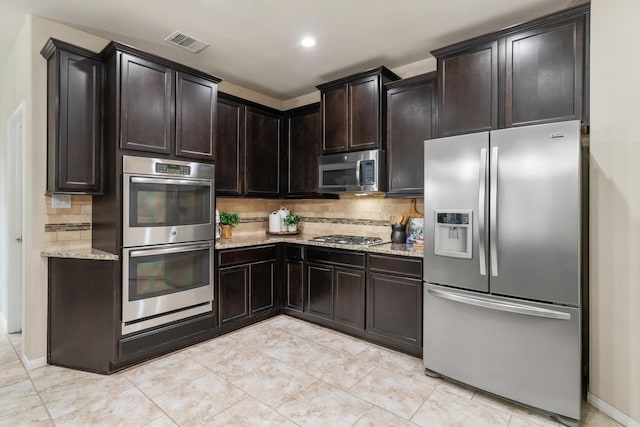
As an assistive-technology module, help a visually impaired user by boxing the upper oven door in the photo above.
[123,174,215,247]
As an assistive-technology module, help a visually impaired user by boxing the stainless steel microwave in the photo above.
[318,149,386,193]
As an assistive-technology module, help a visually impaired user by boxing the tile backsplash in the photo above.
[43,195,425,250]
[43,195,92,251]
[216,196,424,238]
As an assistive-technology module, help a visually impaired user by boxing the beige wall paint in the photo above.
[12,16,109,362]
[589,0,640,422]
[281,56,437,111]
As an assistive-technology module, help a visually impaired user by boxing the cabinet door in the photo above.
[287,105,321,195]
[245,107,281,196]
[322,84,348,153]
[120,53,174,153]
[333,267,365,329]
[386,77,436,197]
[505,16,585,127]
[176,72,217,160]
[349,75,380,151]
[306,263,333,320]
[216,97,244,195]
[367,272,422,349]
[250,261,275,314]
[438,41,498,136]
[218,265,249,324]
[286,259,304,312]
[52,49,103,193]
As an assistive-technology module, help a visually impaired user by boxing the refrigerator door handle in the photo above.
[478,148,487,276]
[490,146,499,276]
[427,287,571,320]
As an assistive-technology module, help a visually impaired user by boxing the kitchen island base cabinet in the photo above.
[217,245,278,328]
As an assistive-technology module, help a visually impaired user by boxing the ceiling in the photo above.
[1,0,580,100]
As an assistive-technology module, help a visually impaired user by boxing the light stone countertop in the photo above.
[41,248,119,261]
[40,233,423,261]
[216,233,424,258]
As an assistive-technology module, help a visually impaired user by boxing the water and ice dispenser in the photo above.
[434,210,472,259]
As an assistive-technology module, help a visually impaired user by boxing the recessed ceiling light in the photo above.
[300,36,316,48]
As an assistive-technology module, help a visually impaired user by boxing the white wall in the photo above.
[589,0,640,423]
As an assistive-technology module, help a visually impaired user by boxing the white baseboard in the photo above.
[587,393,640,427]
[21,354,46,370]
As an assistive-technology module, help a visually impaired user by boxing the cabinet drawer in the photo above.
[368,253,422,278]
[285,245,303,260]
[218,245,277,267]
[306,247,365,268]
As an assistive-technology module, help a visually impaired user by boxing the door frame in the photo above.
[2,101,25,333]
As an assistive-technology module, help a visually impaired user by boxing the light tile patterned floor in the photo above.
[0,315,622,426]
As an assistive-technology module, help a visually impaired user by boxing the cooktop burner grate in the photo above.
[309,234,386,246]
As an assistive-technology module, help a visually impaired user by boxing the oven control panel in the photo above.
[155,163,191,175]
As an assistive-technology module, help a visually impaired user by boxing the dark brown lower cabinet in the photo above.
[306,263,333,319]
[284,245,305,312]
[48,258,117,374]
[218,265,249,324]
[217,245,278,327]
[367,254,423,357]
[333,267,365,329]
[304,247,366,334]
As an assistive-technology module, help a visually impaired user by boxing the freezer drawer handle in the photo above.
[428,288,571,320]
[478,148,487,276]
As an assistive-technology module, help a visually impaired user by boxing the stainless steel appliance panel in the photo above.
[489,121,581,305]
[318,149,385,193]
[122,241,214,326]
[122,156,215,247]
[424,132,489,292]
[424,283,581,420]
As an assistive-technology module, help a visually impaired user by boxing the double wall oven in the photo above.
[121,156,215,335]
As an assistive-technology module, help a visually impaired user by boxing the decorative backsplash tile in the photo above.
[44,195,92,251]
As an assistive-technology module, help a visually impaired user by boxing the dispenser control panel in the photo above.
[434,210,473,259]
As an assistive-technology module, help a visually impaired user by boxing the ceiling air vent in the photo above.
[164,31,209,53]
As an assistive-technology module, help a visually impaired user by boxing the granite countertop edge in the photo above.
[41,248,119,261]
[216,233,424,258]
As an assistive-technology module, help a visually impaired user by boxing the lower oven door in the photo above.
[122,241,214,334]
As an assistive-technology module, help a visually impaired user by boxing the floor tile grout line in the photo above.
[127,376,182,427]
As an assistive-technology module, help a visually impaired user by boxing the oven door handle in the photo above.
[130,242,212,258]
[130,177,212,187]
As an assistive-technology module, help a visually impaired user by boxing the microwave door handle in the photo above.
[355,160,362,186]
[130,242,212,258]
[130,177,212,187]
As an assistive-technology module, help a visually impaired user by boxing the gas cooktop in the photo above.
[309,235,386,246]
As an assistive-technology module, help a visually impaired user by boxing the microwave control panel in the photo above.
[360,160,376,185]
[156,163,191,176]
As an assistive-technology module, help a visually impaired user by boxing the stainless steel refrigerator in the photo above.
[423,120,583,425]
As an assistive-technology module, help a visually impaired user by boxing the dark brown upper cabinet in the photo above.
[102,42,220,161]
[436,41,498,137]
[317,67,399,153]
[216,93,282,197]
[505,15,585,127]
[245,107,281,197]
[176,72,218,160]
[42,38,103,194]
[284,103,321,196]
[216,96,244,195]
[385,73,437,198]
[432,3,589,136]
[119,53,174,154]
